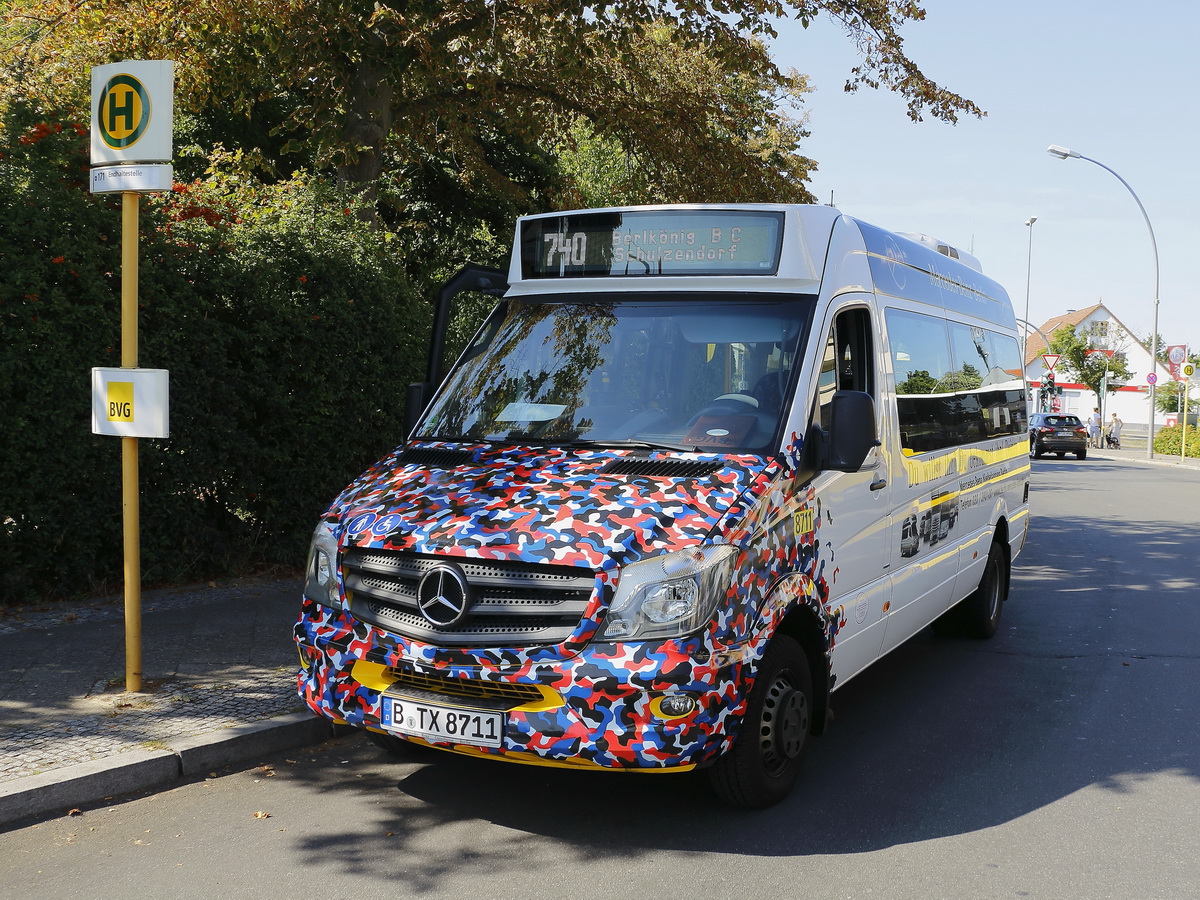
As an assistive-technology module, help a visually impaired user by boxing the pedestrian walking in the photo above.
[1087,408,1102,448]
[1106,412,1123,449]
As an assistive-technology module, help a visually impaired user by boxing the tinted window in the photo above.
[888,309,1027,454]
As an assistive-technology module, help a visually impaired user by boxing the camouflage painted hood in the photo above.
[327,443,771,570]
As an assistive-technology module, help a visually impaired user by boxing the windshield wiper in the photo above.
[562,438,700,453]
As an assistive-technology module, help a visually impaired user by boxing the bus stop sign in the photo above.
[90,60,173,165]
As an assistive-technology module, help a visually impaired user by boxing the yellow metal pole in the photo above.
[121,191,142,693]
[1182,380,1190,464]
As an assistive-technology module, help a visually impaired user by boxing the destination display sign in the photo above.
[520,210,784,278]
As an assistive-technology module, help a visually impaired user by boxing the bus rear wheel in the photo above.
[963,541,1008,639]
[708,635,812,809]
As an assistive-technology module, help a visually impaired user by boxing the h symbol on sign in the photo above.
[107,88,136,131]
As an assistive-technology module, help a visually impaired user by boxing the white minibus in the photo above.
[296,204,1030,807]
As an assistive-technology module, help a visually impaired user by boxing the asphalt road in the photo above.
[4,456,1199,900]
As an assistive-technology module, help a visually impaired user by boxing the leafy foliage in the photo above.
[1048,324,1132,405]
[1154,381,1200,416]
[896,369,936,394]
[2,1,979,205]
[554,24,816,208]
[1152,425,1200,459]
[1,106,426,599]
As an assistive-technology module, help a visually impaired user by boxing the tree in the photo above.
[2,1,981,208]
[1048,323,1133,406]
[897,369,937,394]
[553,23,816,209]
[936,363,982,393]
[1154,381,1199,416]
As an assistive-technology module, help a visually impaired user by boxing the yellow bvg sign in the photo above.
[105,380,135,422]
[91,368,170,438]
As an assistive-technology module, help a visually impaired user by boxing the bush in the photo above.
[1152,424,1200,459]
[1,107,429,601]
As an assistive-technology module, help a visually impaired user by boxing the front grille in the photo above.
[344,548,595,647]
[384,668,546,710]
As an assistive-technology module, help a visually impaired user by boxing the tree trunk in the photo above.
[338,60,394,217]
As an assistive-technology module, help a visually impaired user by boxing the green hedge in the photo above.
[1153,424,1200,459]
[2,108,429,601]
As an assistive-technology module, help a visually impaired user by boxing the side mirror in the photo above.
[824,390,878,472]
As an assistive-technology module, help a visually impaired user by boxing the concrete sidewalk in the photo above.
[0,577,333,828]
[1072,443,1200,469]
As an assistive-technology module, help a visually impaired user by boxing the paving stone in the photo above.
[0,579,309,786]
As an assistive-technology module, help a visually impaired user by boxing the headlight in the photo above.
[599,545,737,641]
[303,520,340,608]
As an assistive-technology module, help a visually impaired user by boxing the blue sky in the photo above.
[766,1,1200,354]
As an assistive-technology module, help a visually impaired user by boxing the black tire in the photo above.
[1031,440,1043,459]
[1077,448,1087,460]
[708,635,813,809]
[1055,451,1065,459]
[962,541,1008,639]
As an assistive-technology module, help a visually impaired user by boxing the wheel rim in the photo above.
[759,673,810,776]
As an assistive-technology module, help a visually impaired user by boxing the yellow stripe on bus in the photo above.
[899,440,1028,489]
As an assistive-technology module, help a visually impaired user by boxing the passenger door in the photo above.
[808,303,893,686]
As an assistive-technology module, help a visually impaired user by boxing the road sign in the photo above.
[1184,363,1196,378]
[91,368,170,438]
[1167,344,1188,381]
[1042,354,1060,371]
[90,163,173,194]
[90,61,173,165]
[1146,373,1158,385]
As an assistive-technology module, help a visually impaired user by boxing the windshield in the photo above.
[417,294,813,453]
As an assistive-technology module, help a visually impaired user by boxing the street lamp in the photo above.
[1046,144,1161,459]
[1022,216,1037,370]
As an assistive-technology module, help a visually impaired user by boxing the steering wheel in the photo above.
[710,393,759,408]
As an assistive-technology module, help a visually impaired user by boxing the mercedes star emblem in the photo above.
[416,564,472,627]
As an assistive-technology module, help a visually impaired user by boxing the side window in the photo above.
[888,309,953,453]
[818,307,875,432]
[889,308,1027,453]
[947,326,1027,438]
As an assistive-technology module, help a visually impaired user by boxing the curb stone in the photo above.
[0,712,332,829]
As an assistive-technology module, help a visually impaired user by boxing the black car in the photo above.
[1029,412,1088,459]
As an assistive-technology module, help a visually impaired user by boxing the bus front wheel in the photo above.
[708,635,812,809]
